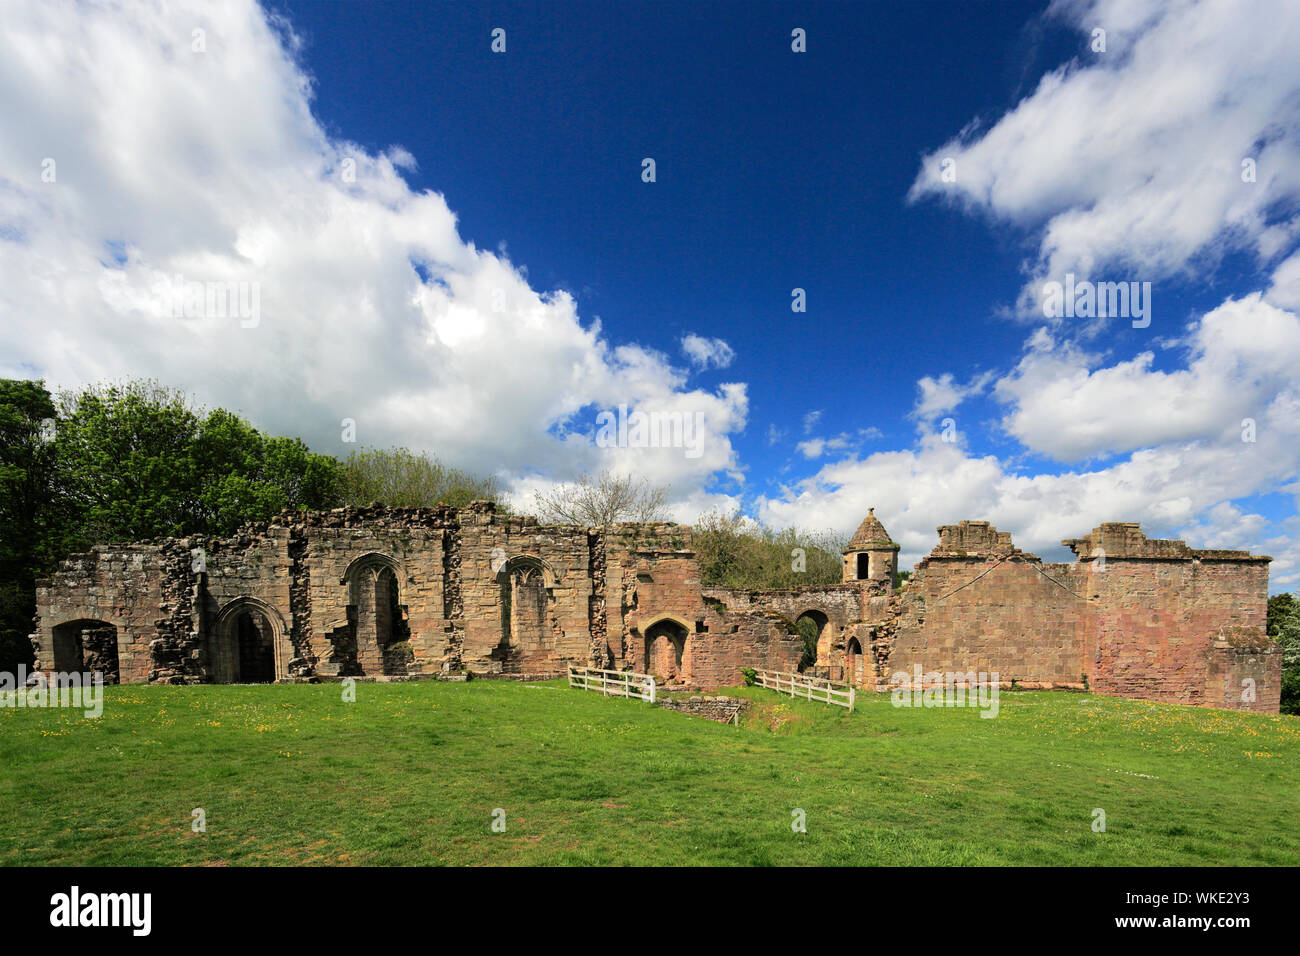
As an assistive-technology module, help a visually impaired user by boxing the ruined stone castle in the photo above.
[31,501,1282,712]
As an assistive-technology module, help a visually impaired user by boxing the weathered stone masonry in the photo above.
[31,503,1280,713]
[702,512,1279,713]
[31,502,802,689]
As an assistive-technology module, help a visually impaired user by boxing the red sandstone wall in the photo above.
[201,530,294,679]
[891,558,1092,688]
[605,530,804,687]
[687,604,804,686]
[303,525,449,676]
[1088,557,1276,711]
[700,583,884,679]
[1204,640,1282,712]
[458,512,594,675]
[29,509,1279,710]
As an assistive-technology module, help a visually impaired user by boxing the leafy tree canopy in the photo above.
[53,381,341,542]
[692,508,846,590]
[338,446,505,510]
[1267,592,1300,715]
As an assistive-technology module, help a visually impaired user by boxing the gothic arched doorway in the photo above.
[210,599,288,684]
[235,610,275,684]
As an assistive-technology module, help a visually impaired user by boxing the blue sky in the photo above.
[277,0,1082,484]
[3,0,1299,587]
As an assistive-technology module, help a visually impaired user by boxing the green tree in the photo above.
[54,380,341,543]
[338,446,504,510]
[1,376,342,671]
[0,380,59,671]
[1267,592,1300,715]
[54,381,202,544]
[193,409,340,535]
[692,508,846,590]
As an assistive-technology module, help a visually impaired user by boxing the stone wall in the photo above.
[1067,525,1276,711]
[33,544,169,684]
[30,503,802,690]
[29,508,1280,712]
[891,555,1093,690]
[701,583,881,678]
[658,695,750,723]
[457,509,593,675]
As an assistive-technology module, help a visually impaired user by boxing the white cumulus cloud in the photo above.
[0,0,745,513]
[680,334,735,370]
[909,0,1300,314]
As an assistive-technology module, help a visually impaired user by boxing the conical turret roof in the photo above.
[847,507,896,550]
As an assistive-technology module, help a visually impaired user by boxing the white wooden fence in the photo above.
[568,665,657,703]
[752,668,854,711]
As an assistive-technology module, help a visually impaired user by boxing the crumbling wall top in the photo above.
[930,520,1030,559]
[1063,522,1269,562]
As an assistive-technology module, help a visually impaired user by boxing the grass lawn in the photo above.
[1,679,1297,866]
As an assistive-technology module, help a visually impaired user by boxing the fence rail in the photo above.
[568,665,657,703]
[752,668,854,711]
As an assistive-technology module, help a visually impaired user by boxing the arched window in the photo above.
[341,554,407,676]
[501,562,547,646]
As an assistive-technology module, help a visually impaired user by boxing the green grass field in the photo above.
[1,679,1297,866]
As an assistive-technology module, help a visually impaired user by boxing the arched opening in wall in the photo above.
[845,637,864,686]
[511,567,548,644]
[794,610,828,673]
[342,553,406,677]
[856,553,870,580]
[644,619,689,683]
[211,600,286,684]
[50,620,120,683]
[494,558,551,673]
[234,611,275,684]
[376,566,411,676]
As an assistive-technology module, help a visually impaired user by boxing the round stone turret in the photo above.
[843,507,900,586]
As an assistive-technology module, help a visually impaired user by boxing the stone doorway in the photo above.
[50,620,120,683]
[210,600,286,684]
[846,637,864,686]
[235,611,275,683]
[644,618,689,682]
